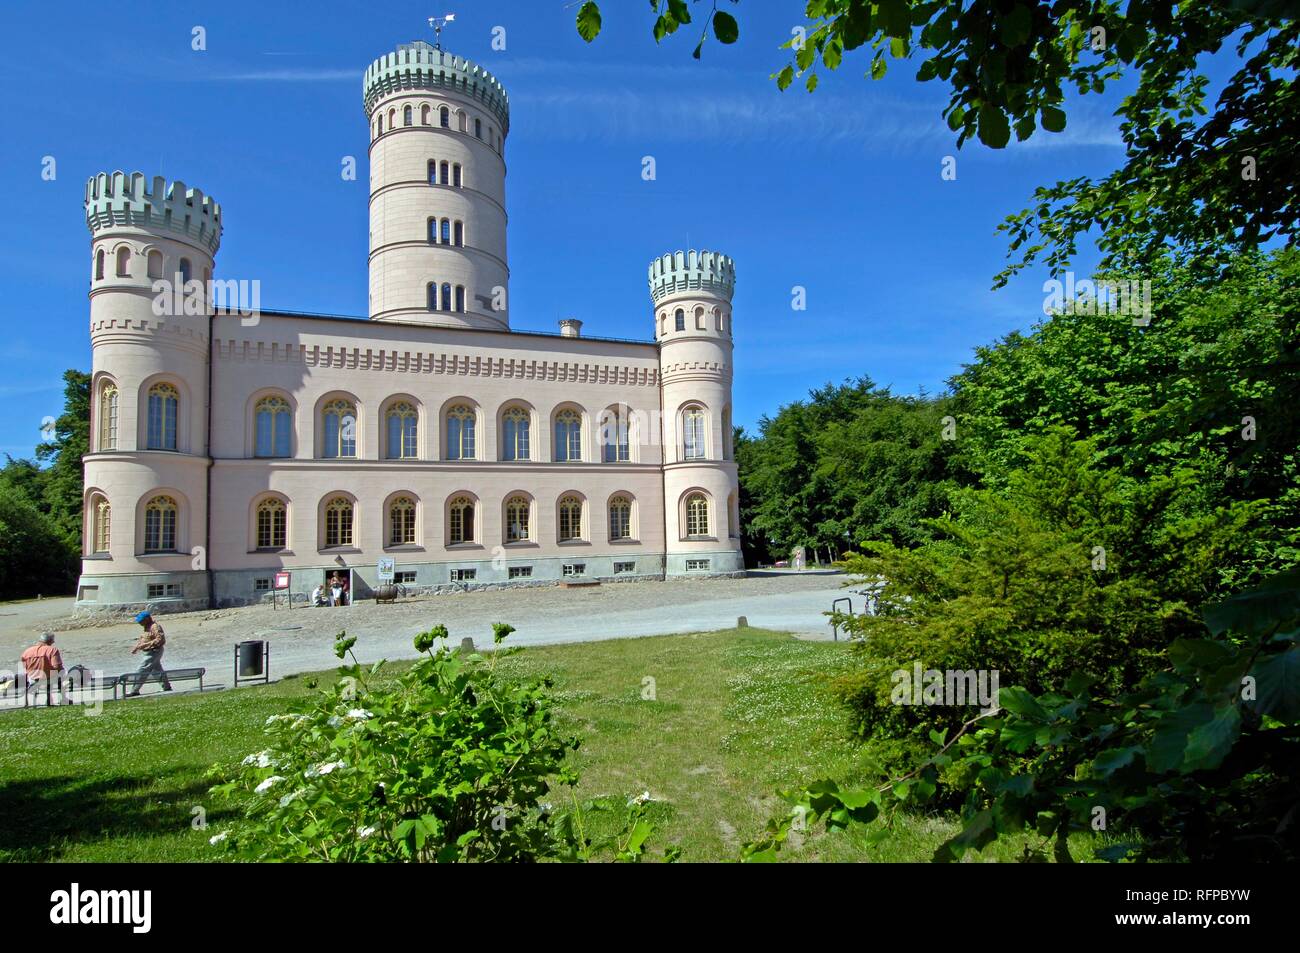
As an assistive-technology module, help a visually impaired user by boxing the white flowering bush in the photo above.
[211,623,584,862]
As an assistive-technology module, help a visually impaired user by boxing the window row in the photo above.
[427,161,463,188]
[97,381,180,452]
[84,491,715,554]
[659,305,730,337]
[427,217,464,245]
[427,282,467,313]
[374,103,503,154]
[94,246,207,285]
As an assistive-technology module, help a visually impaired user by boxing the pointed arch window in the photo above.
[324,497,354,548]
[144,495,178,552]
[554,409,582,462]
[98,383,118,451]
[446,405,476,460]
[683,406,706,460]
[558,496,583,542]
[146,383,179,451]
[322,399,357,459]
[386,402,418,459]
[609,496,632,541]
[448,496,475,544]
[388,496,417,546]
[505,496,530,542]
[685,494,710,538]
[256,498,287,550]
[502,407,530,461]
[255,396,292,458]
[92,496,111,554]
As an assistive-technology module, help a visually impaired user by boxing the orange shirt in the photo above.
[20,643,63,680]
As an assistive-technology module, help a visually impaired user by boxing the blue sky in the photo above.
[0,0,1134,460]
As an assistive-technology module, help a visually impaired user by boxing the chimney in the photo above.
[558,318,582,338]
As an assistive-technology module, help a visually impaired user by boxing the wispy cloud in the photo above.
[198,68,356,82]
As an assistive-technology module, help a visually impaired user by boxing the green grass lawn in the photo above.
[0,627,1086,862]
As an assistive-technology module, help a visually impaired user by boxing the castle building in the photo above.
[76,40,741,613]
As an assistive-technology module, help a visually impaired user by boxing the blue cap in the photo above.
[134,610,152,623]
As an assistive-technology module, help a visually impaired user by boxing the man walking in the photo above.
[125,611,172,697]
[21,633,69,705]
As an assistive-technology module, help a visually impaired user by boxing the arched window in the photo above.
[685,494,710,538]
[91,495,111,554]
[146,383,179,451]
[427,283,437,310]
[448,496,474,544]
[683,405,706,460]
[453,164,462,187]
[558,496,583,542]
[609,496,632,541]
[321,399,357,458]
[255,396,292,458]
[115,246,131,277]
[388,496,416,546]
[178,257,192,286]
[376,114,383,135]
[324,497,354,548]
[505,496,530,542]
[446,405,476,460]
[256,498,287,550]
[554,409,582,462]
[674,309,686,332]
[458,111,467,132]
[440,219,451,243]
[439,106,450,128]
[715,307,725,332]
[386,402,418,459]
[659,313,667,337]
[502,407,530,461]
[453,221,463,246]
[440,160,449,184]
[428,160,437,185]
[387,108,396,130]
[144,495,178,552]
[695,306,706,330]
[94,249,105,280]
[474,117,482,138]
[455,285,465,312]
[147,250,164,280]
[98,383,118,451]
[403,105,412,126]
[428,218,438,243]
[601,408,630,463]
[421,104,431,125]
[440,282,453,312]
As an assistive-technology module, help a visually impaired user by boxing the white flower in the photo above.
[209,831,229,845]
[327,715,343,728]
[242,750,273,768]
[264,714,292,726]
[628,790,655,806]
[305,760,345,779]
[357,825,377,839]
[345,708,373,720]
[279,790,303,807]
[254,775,285,794]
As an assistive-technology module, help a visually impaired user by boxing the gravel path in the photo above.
[0,572,856,690]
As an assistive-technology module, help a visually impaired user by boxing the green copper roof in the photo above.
[648,250,736,304]
[363,41,509,133]
[85,172,222,254]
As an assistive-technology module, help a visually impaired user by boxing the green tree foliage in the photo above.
[576,2,1300,284]
[952,249,1300,577]
[738,378,963,562]
[0,370,88,598]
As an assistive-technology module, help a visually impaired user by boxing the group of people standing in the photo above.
[311,573,351,608]
[9,611,172,705]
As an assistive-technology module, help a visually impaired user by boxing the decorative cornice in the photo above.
[212,337,660,387]
[649,249,735,305]
[86,172,222,254]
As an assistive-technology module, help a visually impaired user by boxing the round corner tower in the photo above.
[364,40,510,329]
[650,249,743,575]
[79,171,221,611]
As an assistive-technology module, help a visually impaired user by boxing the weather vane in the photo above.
[428,13,456,49]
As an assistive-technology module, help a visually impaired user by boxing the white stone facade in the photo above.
[75,41,741,613]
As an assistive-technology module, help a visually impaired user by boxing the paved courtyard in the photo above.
[0,572,856,692]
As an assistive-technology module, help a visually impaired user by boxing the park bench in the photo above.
[0,670,120,708]
[114,667,206,699]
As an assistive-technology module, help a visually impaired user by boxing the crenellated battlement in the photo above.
[363,41,509,133]
[85,172,222,254]
[648,249,736,304]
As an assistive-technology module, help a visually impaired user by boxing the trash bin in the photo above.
[237,640,267,677]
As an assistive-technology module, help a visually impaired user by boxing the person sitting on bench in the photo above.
[21,633,69,705]
[124,611,172,697]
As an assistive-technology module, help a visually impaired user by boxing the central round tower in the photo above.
[364,40,510,329]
